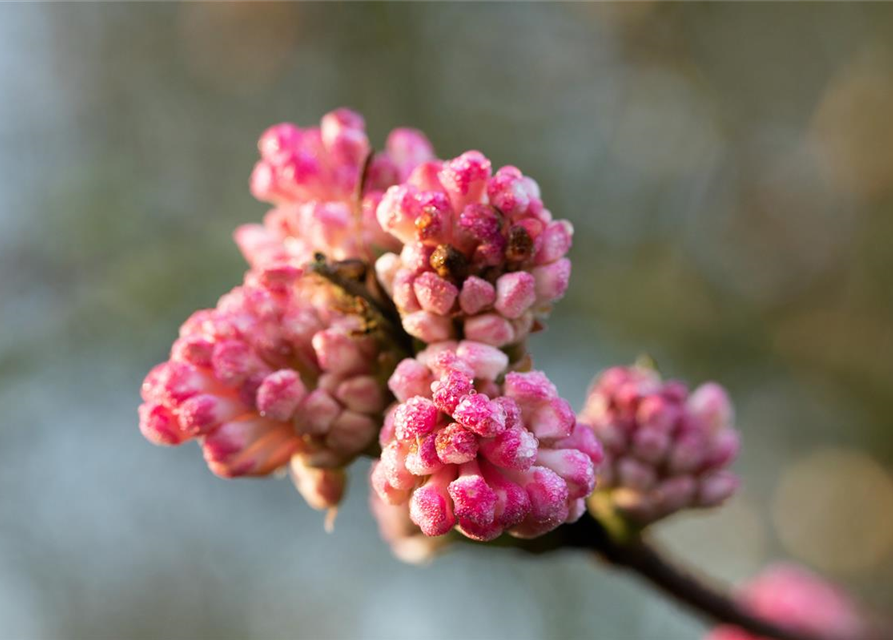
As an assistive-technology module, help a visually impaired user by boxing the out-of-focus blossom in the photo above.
[372,342,602,545]
[139,266,391,510]
[706,564,866,640]
[581,364,739,526]
[374,154,573,350]
[237,108,436,270]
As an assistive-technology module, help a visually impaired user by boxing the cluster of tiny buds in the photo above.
[239,108,435,272]
[374,151,572,348]
[706,565,866,640]
[138,266,387,512]
[372,341,603,543]
[141,108,749,552]
[581,364,740,526]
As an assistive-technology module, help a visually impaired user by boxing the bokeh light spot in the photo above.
[772,448,893,575]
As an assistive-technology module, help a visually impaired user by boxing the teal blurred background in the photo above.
[2,3,892,638]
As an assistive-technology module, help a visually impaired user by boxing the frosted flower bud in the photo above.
[494,272,537,319]
[171,335,215,368]
[407,160,445,191]
[431,370,474,415]
[290,456,346,512]
[455,340,509,381]
[453,393,506,437]
[318,410,379,466]
[381,441,416,491]
[296,389,341,436]
[479,425,538,470]
[139,402,189,446]
[394,397,439,440]
[410,466,458,537]
[312,328,367,376]
[256,369,306,421]
[464,313,515,347]
[435,423,479,465]
[438,151,491,211]
[402,310,455,343]
[582,364,740,526]
[487,165,535,218]
[529,397,576,441]
[389,358,435,402]
[534,221,574,266]
[378,185,422,246]
[334,376,385,414]
[536,448,597,500]
[371,460,410,506]
[413,272,459,315]
[531,258,571,305]
[392,269,421,312]
[400,242,436,274]
[458,276,496,315]
[177,394,244,435]
[405,434,443,476]
[505,465,570,539]
[448,460,499,527]
[386,128,437,181]
[321,107,369,166]
[504,370,558,407]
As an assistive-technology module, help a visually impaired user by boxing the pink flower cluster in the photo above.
[139,267,387,510]
[238,108,435,270]
[374,152,573,347]
[140,108,753,550]
[706,565,865,640]
[581,365,740,525]
[372,342,603,542]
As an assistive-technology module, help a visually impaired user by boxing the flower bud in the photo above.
[290,456,346,511]
[582,365,740,526]
[494,272,537,319]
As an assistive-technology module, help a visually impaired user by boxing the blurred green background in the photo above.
[1,3,892,638]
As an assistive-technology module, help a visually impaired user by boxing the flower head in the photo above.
[581,365,740,526]
[706,565,865,640]
[372,342,602,544]
[139,266,391,511]
[374,156,573,350]
[238,108,436,270]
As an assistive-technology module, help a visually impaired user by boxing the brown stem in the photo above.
[521,513,848,640]
[307,256,414,354]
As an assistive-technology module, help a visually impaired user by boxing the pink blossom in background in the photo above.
[139,266,389,511]
[238,108,436,270]
[706,565,865,640]
[581,365,740,525]
[374,154,573,349]
[372,341,603,544]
